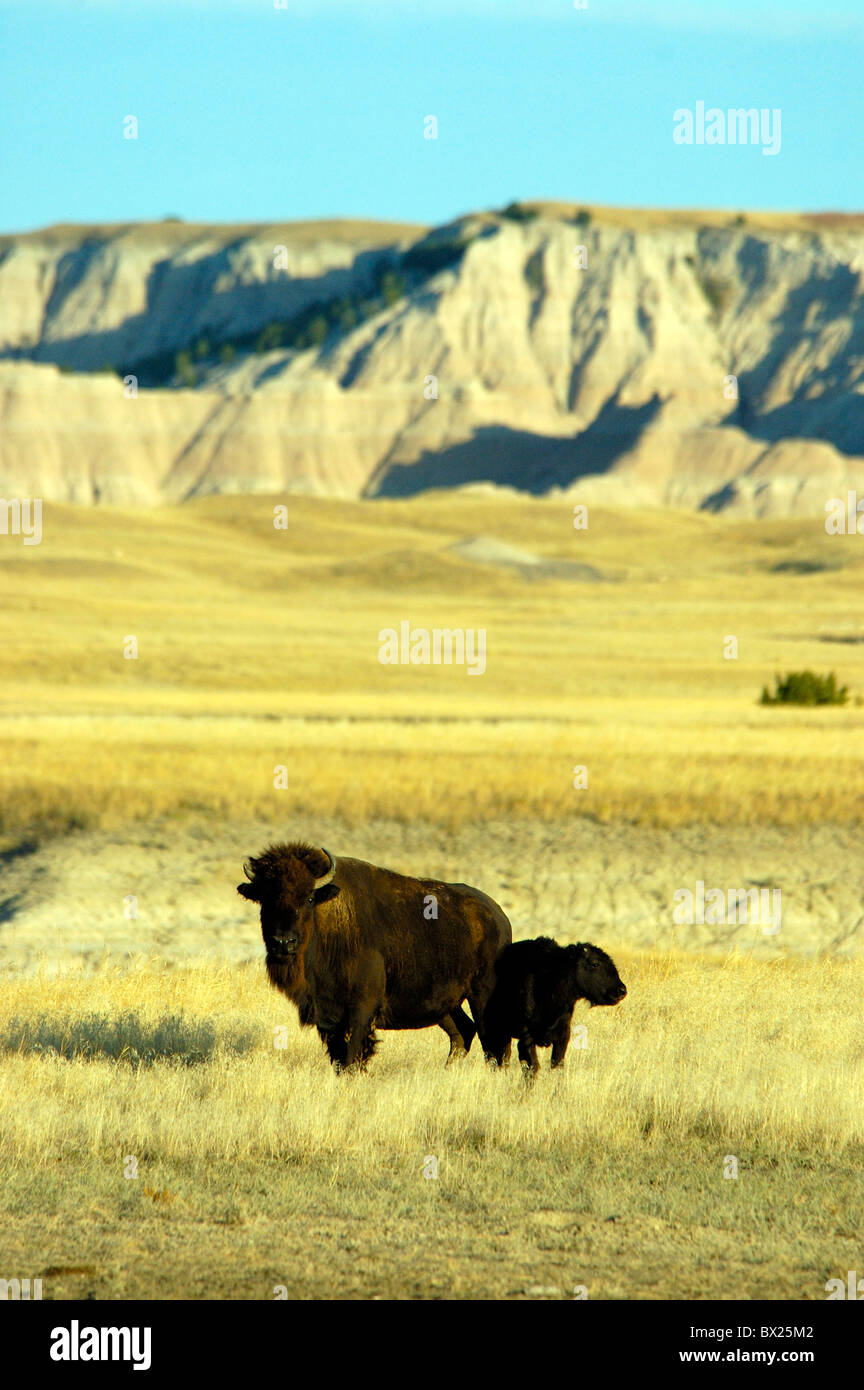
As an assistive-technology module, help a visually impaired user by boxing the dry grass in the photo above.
[0,216,425,250]
[0,951,862,1299]
[2,710,864,836]
[3,949,863,1159]
[2,494,863,1299]
[2,494,864,839]
[11,204,861,252]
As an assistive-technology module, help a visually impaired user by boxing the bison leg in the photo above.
[476,1004,510,1068]
[439,1008,476,1065]
[344,1003,380,1071]
[452,1005,476,1053]
[466,985,499,1064]
[355,1027,379,1070]
[319,1024,349,1070]
[550,1021,571,1070]
[342,954,386,1071]
[439,1014,466,1064]
[322,1023,377,1073]
[517,1034,540,1080]
[469,988,514,1067]
[481,1029,512,1068]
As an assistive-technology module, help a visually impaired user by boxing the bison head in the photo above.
[237,843,338,963]
[567,943,627,1007]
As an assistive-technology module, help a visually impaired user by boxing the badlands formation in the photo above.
[1,203,863,514]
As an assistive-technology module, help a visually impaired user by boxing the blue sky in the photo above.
[1,0,862,232]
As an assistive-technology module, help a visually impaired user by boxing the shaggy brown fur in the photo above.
[238,842,511,1072]
[241,842,331,901]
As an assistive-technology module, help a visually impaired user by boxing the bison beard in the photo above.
[237,842,512,1071]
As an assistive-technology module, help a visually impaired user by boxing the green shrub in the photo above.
[379,270,405,307]
[334,298,357,331]
[573,208,592,227]
[136,265,405,385]
[305,314,329,347]
[501,201,538,223]
[54,360,119,376]
[256,323,283,353]
[174,350,197,388]
[401,238,470,275]
[760,671,849,706]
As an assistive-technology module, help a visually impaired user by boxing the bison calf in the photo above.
[484,937,626,1078]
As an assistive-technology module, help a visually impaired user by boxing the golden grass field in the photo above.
[1,950,862,1301]
[1,492,863,1299]
[2,493,864,835]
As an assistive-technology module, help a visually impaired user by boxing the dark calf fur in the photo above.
[484,936,626,1078]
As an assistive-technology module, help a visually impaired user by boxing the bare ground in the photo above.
[2,817,862,974]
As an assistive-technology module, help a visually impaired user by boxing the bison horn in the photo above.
[313,848,336,888]
[243,860,255,880]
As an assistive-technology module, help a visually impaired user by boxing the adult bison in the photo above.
[237,842,512,1070]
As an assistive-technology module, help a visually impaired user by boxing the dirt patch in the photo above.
[1,817,862,973]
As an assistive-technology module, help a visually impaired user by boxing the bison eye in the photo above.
[306,894,315,906]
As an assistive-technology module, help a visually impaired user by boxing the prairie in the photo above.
[1,951,862,1301]
[2,493,864,837]
[1,493,863,1299]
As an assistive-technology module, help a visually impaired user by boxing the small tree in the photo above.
[380,271,405,307]
[335,299,357,332]
[174,350,196,388]
[501,201,538,223]
[303,315,328,348]
[256,323,283,353]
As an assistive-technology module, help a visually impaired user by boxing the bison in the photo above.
[237,842,512,1070]
[484,936,626,1078]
